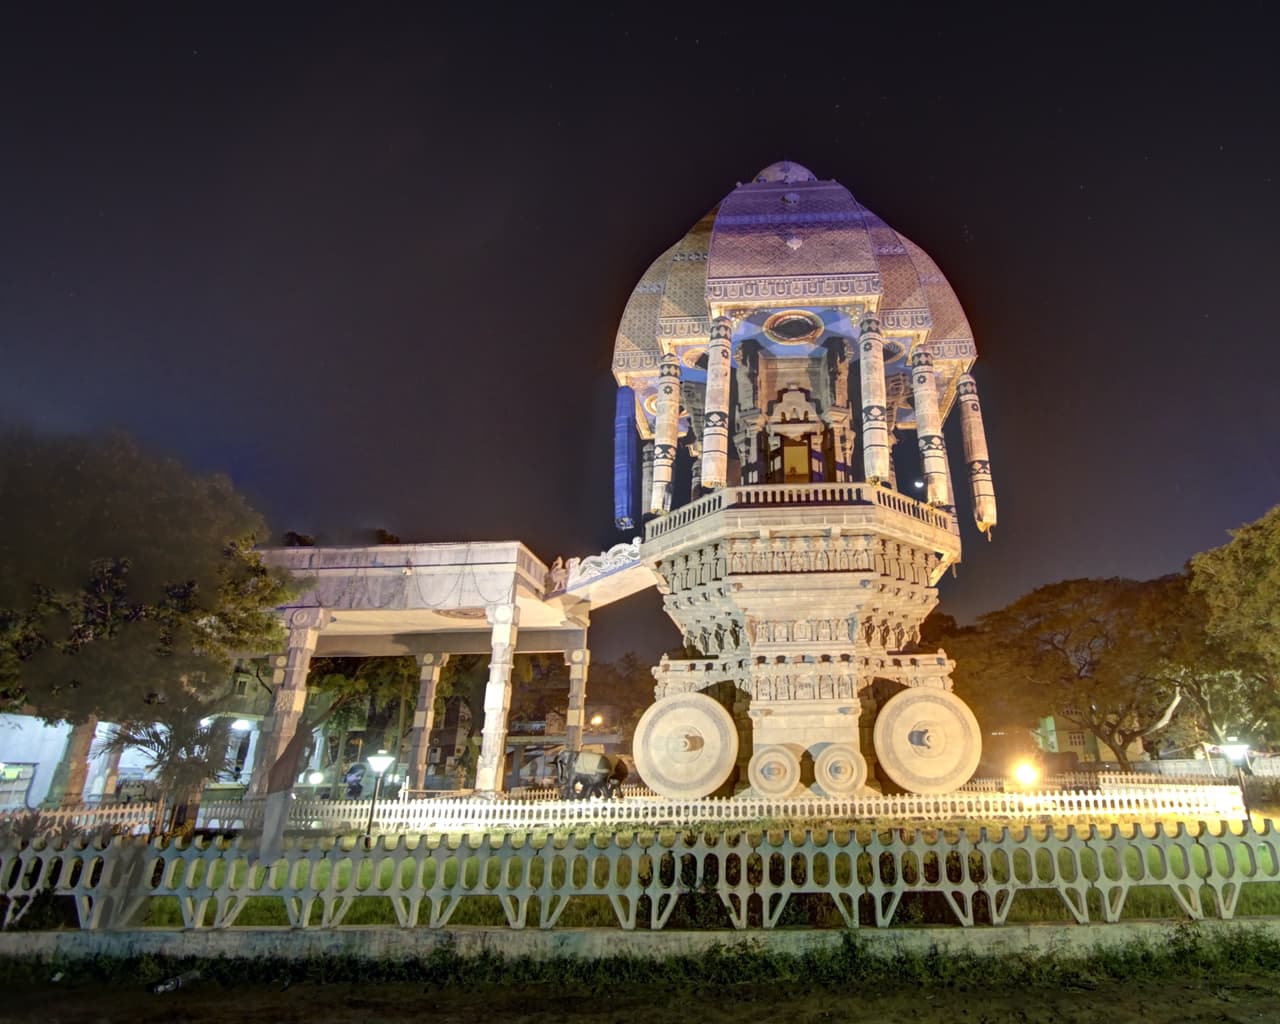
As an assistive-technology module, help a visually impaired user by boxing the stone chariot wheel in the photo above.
[873,688,982,795]
[747,744,802,798]
[813,743,868,797]
[633,691,739,799]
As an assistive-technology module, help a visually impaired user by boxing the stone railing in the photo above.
[196,785,1245,834]
[644,483,954,543]
[1,818,1273,932]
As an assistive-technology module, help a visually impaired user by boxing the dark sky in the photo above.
[3,6,1279,661]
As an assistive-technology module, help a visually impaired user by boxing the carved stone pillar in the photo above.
[958,373,998,534]
[248,607,323,797]
[858,315,890,483]
[563,643,590,753]
[910,350,949,507]
[808,431,824,482]
[700,315,733,489]
[640,439,655,517]
[475,604,520,793]
[406,652,450,791]
[650,352,681,514]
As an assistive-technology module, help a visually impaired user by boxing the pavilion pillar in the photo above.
[649,352,681,514]
[248,607,323,797]
[101,746,122,802]
[699,315,733,489]
[563,642,590,753]
[474,604,520,794]
[406,652,450,791]
[958,373,998,534]
[45,717,98,808]
[910,350,950,507]
[858,315,890,483]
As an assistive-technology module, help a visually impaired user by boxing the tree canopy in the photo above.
[1190,503,1280,684]
[947,577,1186,769]
[0,431,292,724]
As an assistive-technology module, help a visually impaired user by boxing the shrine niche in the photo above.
[612,161,998,799]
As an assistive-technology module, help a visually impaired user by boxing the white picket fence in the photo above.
[196,784,1245,834]
[0,803,158,836]
[1,818,1273,932]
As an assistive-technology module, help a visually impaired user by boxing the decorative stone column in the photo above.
[688,440,702,499]
[858,315,890,483]
[474,604,520,794]
[808,432,824,481]
[910,350,950,507]
[406,652,450,791]
[649,352,681,514]
[640,439,655,519]
[563,643,590,752]
[248,607,323,797]
[958,373,998,534]
[699,315,733,489]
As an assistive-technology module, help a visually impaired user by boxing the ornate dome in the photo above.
[612,163,976,432]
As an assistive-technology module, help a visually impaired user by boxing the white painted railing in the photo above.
[1,818,1273,932]
[197,785,1244,834]
[0,803,158,836]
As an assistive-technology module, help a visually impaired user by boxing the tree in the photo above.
[1155,573,1280,747]
[101,705,239,833]
[1190,504,1280,685]
[0,432,292,725]
[947,578,1185,770]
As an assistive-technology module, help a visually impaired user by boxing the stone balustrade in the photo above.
[643,483,954,543]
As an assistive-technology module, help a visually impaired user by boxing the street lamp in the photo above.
[364,750,396,847]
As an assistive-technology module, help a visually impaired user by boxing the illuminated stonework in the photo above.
[613,161,999,798]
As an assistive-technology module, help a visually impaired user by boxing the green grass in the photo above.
[5,924,1280,993]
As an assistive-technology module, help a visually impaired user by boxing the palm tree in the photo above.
[101,707,237,833]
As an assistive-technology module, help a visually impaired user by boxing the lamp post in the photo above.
[364,750,396,848]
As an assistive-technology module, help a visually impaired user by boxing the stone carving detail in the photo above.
[547,538,641,593]
[706,273,880,302]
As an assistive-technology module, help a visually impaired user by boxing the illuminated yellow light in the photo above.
[1013,761,1039,787]
[590,714,604,726]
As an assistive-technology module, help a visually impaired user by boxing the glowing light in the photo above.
[307,771,325,785]
[230,719,252,732]
[1013,761,1039,787]
[590,714,604,727]
[367,750,395,775]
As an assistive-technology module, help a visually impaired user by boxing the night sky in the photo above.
[4,7,1279,661]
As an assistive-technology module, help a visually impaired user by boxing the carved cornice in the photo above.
[706,274,881,303]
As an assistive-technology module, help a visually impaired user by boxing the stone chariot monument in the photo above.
[612,161,998,800]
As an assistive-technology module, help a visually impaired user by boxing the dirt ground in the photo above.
[5,973,1280,1024]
